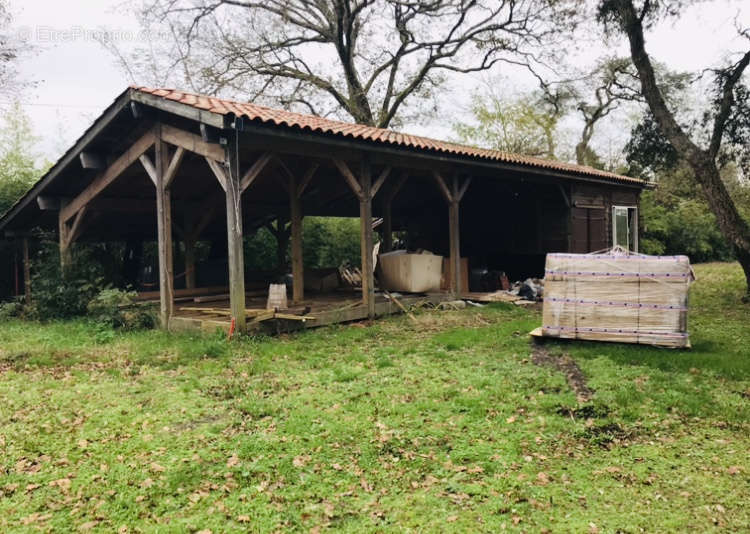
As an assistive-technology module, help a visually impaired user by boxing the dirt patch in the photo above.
[531,344,593,403]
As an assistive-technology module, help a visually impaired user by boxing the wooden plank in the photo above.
[136,285,228,301]
[161,123,224,161]
[274,313,315,321]
[383,291,417,323]
[240,152,273,193]
[155,135,175,327]
[359,162,375,318]
[290,172,304,304]
[61,129,156,224]
[333,159,364,200]
[225,133,247,330]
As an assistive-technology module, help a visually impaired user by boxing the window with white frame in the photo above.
[612,205,638,251]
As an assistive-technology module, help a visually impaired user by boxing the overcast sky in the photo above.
[6,0,749,162]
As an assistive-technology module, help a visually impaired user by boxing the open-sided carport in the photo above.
[0,87,649,331]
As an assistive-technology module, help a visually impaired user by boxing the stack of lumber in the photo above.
[539,251,694,348]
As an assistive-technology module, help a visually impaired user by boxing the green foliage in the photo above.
[303,217,362,268]
[454,91,561,158]
[638,164,749,262]
[244,226,278,271]
[0,298,22,320]
[29,238,109,320]
[86,288,157,330]
[626,111,680,176]
[0,101,45,216]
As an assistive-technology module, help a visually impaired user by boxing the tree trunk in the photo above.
[615,0,750,295]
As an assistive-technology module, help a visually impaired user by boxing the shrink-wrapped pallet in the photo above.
[541,250,694,348]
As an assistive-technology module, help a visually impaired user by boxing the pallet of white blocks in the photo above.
[535,249,695,348]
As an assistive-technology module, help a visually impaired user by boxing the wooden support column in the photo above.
[433,172,471,297]
[225,136,246,330]
[359,163,375,318]
[58,204,71,271]
[289,175,304,303]
[448,195,461,296]
[207,145,263,331]
[22,237,31,303]
[154,136,175,327]
[333,160,388,319]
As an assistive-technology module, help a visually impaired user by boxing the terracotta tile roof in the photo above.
[137,86,643,185]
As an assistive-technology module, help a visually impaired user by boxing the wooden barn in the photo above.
[0,87,649,331]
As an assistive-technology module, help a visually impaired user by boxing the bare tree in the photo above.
[0,1,32,98]
[599,0,750,297]
[109,0,577,128]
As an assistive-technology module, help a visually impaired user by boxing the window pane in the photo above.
[613,207,629,249]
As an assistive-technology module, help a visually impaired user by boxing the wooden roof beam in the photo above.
[161,123,224,162]
[60,128,156,224]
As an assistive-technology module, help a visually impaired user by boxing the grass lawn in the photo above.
[1,262,748,533]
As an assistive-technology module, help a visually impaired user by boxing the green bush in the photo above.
[0,298,23,320]
[86,288,157,330]
[640,191,734,262]
[28,237,115,320]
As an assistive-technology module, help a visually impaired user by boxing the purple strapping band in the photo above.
[548,253,688,261]
[545,269,689,278]
[543,325,689,338]
[545,296,687,311]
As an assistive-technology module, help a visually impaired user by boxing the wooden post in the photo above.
[58,200,71,271]
[359,162,375,318]
[225,134,246,330]
[448,197,461,296]
[22,237,31,303]
[289,177,304,303]
[432,173,470,298]
[155,135,175,327]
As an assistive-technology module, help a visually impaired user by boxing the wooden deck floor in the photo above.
[168,290,452,334]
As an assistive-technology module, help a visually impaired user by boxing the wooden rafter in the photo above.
[60,128,156,224]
